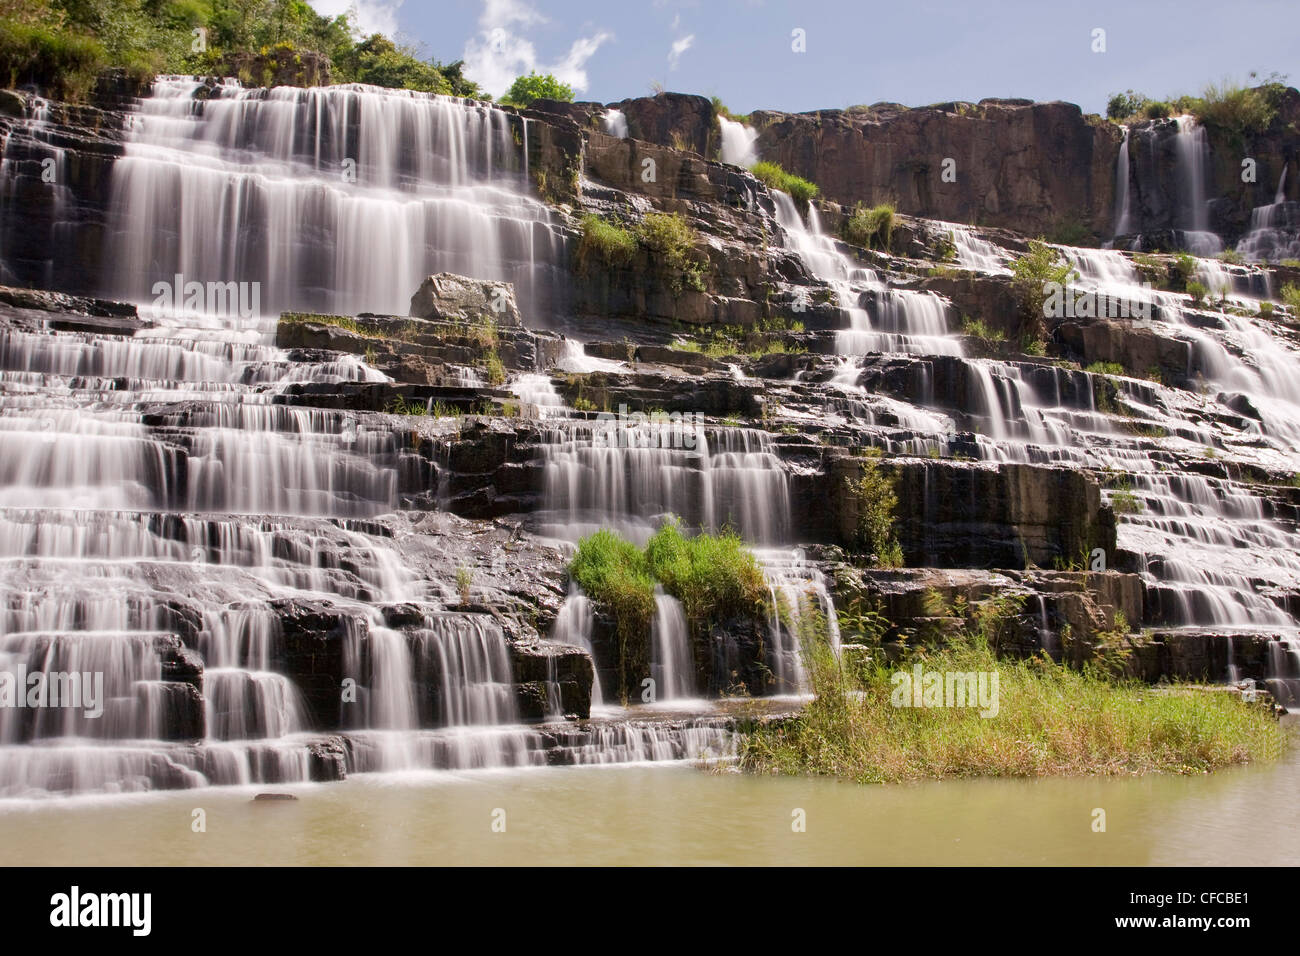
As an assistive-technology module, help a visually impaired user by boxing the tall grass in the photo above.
[749,161,819,205]
[742,608,1285,782]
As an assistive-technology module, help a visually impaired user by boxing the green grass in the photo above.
[1085,361,1126,376]
[575,214,637,270]
[483,350,506,386]
[644,520,768,627]
[1281,283,1300,313]
[749,161,820,205]
[570,523,768,700]
[741,608,1285,783]
[0,19,105,102]
[1187,280,1208,307]
[842,202,895,251]
[961,316,1005,343]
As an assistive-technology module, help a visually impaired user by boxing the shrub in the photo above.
[455,566,473,604]
[1173,252,1198,290]
[1259,300,1274,319]
[1086,361,1126,376]
[1186,280,1208,307]
[644,520,767,628]
[1196,79,1276,135]
[961,316,1005,343]
[501,71,573,108]
[842,202,895,251]
[749,160,820,205]
[1106,89,1148,121]
[0,20,105,102]
[1281,283,1300,312]
[574,214,637,271]
[1142,100,1172,120]
[483,349,506,385]
[1218,248,1244,265]
[635,212,707,293]
[1010,240,1076,339]
[844,458,903,567]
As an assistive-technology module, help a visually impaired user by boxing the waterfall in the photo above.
[718,117,759,167]
[551,584,603,706]
[1172,116,1222,255]
[602,108,628,138]
[772,191,957,356]
[1111,127,1134,239]
[1237,163,1298,263]
[104,77,566,321]
[650,589,695,700]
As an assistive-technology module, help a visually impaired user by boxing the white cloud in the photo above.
[308,0,403,39]
[462,0,611,99]
[668,34,694,71]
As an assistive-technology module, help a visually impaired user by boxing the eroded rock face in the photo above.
[748,100,1121,240]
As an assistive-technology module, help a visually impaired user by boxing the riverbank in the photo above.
[740,627,1287,784]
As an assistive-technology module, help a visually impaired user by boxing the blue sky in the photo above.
[312,0,1298,115]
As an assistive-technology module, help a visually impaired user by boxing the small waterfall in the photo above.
[650,589,696,700]
[551,584,603,706]
[772,191,957,356]
[718,116,759,167]
[945,223,1010,274]
[1237,163,1298,263]
[1172,116,1222,254]
[602,108,628,138]
[1111,127,1134,239]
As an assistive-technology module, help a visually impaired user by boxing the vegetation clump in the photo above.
[500,71,572,108]
[749,161,819,205]
[844,456,903,568]
[1010,239,1076,341]
[742,593,1284,782]
[842,202,895,251]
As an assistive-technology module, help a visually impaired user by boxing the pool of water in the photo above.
[1,739,1297,865]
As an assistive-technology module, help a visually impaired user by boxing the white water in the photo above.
[602,108,628,139]
[718,117,759,168]
[107,76,566,321]
[1173,116,1222,255]
[650,590,695,699]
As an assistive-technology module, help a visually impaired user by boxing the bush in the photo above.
[1173,252,1198,290]
[0,19,105,101]
[1142,100,1172,120]
[635,212,707,293]
[501,71,573,107]
[1281,283,1300,312]
[844,458,903,567]
[842,202,895,251]
[1106,89,1147,121]
[749,160,819,205]
[1186,280,1208,307]
[644,520,767,627]
[1196,79,1276,135]
[574,214,637,270]
[1010,240,1077,337]
[741,602,1285,783]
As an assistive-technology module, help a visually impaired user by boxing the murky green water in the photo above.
[1,743,1297,865]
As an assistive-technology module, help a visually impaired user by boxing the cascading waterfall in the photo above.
[105,77,566,321]
[1237,163,1298,263]
[650,589,695,700]
[718,117,759,168]
[1172,116,1222,255]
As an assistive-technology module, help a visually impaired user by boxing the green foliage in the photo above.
[454,566,473,604]
[0,0,481,98]
[1194,79,1278,135]
[749,160,819,205]
[742,606,1285,782]
[483,349,506,386]
[643,520,767,629]
[500,71,572,108]
[1186,280,1208,307]
[961,316,1004,343]
[0,16,104,101]
[1047,218,1092,247]
[1085,361,1125,376]
[1217,248,1243,265]
[842,202,895,251]
[1010,239,1076,337]
[1106,89,1147,121]
[574,214,637,271]
[1280,283,1300,312]
[844,458,902,568]
[635,212,707,293]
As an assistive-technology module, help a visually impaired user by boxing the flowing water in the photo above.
[0,76,1297,840]
[718,117,759,168]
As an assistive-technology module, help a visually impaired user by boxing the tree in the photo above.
[501,71,572,108]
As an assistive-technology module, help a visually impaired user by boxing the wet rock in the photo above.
[410,273,523,327]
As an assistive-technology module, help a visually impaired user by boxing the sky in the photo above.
[310,0,1299,115]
